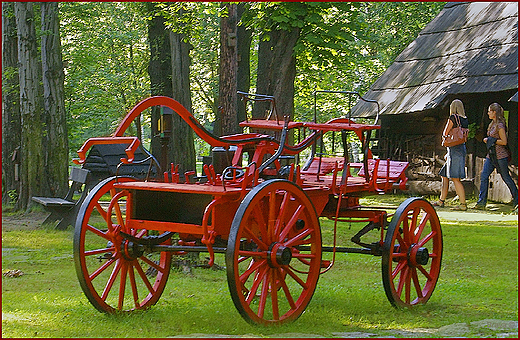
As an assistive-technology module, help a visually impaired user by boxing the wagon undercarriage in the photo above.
[72,93,443,325]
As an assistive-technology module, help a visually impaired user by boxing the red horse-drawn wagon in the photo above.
[72,92,442,325]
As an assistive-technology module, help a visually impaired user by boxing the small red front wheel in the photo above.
[226,179,322,325]
[73,176,172,313]
[382,197,443,308]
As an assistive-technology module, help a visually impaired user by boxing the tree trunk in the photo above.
[218,3,239,136]
[2,2,22,205]
[169,29,196,174]
[146,2,173,162]
[14,1,44,210]
[41,2,68,197]
[270,27,299,121]
[253,28,299,121]
[236,3,251,124]
[252,33,273,119]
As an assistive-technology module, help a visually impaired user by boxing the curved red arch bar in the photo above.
[113,96,230,147]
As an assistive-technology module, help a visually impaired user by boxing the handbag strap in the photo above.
[452,114,462,128]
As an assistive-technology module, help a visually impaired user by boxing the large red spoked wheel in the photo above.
[73,176,172,313]
[382,197,442,308]
[226,179,322,325]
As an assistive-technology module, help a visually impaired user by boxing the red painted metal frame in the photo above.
[76,95,409,271]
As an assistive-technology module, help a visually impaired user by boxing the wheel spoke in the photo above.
[391,259,407,280]
[86,223,109,239]
[128,262,140,308]
[118,262,128,309]
[401,217,409,244]
[418,231,435,247]
[404,267,411,304]
[239,259,266,284]
[114,202,125,230]
[283,228,313,248]
[413,212,430,243]
[275,191,291,236]
[283,265,308,290]
[140,256,166,275]
[245,265,268,304]
[277,268,296,309]
[252,204,269,244]
[270,269,280,320]
[410,208,420,236]
[101,258,122,301]
[279,205,304,242]
[94,203,109,222]
[268,191,277,241]
[416,263,433,281]
[84,246,114,257]
[395,230,407,249]
[292,252,316,260]
[257,270,270,319]
[396,265,408,297]
[242,226,269,250]
[411,267,424,299]
[89,256,117,281]
[133,258,156,294]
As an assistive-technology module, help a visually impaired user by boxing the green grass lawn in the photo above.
[2,201,518,338]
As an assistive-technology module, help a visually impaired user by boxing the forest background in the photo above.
[2,2,445,210]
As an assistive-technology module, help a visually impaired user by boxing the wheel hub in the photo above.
[408,244,429,266]
[268,243,293,267]
[415,247,430,266]
[121,241,144,260]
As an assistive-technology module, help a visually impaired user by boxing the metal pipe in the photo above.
[151,245,227,254]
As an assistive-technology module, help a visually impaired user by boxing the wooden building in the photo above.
[351,2,518,202]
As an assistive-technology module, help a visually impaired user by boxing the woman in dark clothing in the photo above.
[432,99,469,211]
[474,102,518,210]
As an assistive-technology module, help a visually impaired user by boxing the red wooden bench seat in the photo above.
[300,157,408,193]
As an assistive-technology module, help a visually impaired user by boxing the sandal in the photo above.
[451,203,467,211]
[432,199,445,207]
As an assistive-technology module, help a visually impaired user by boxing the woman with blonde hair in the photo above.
[474,102,518,210]
[432,99,469,210]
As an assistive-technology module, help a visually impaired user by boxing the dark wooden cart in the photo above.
[73,94,442,325]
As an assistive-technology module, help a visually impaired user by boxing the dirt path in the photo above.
[1,211,50,231]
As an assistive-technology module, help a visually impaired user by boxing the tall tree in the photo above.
[236,3,251,124]
[246,3,309,121]
[14,1,44,210]
[40,2,68,197]
[146,2,173,162]
[218,3,239,135]
[2,2,21,205]
[168,9,196,174]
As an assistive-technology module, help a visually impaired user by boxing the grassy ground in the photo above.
[2,195,518,338]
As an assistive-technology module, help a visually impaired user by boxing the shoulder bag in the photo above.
[442,114,469,147]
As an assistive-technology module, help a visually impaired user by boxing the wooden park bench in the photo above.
[31,143,158,230]
[32,167,90,230]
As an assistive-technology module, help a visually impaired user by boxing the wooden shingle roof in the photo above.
[352,2,518,118]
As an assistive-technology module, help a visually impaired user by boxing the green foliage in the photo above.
[59,2,445,161]
[59,2,150,156]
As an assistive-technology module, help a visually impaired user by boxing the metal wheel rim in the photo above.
[226,179,322,325]
[382,197,443,307]
[73,176,172,313]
